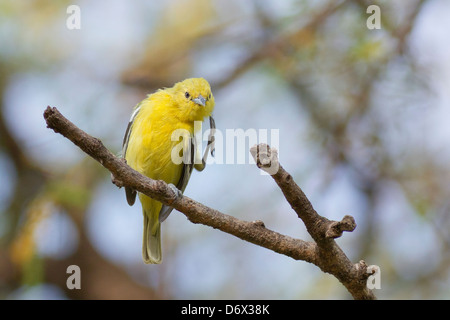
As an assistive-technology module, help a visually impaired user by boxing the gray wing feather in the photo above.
[122,104,142,206]
[159,135,195,222]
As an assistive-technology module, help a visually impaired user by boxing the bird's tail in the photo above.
[142,204,162,264]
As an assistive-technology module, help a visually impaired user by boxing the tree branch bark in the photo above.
[43,106,376,300]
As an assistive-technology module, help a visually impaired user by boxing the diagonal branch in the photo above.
[43,106,317,263]
[43,106,375,300]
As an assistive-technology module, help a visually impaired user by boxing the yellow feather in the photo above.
[123,78,215,264]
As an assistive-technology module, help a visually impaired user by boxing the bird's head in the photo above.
[171,77,215,122]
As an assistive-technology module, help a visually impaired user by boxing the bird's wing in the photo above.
[122,104,142,206]
[159,133,195,222]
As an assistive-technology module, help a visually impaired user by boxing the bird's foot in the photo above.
[168,183,183,199]
[111,158,128,188]
[111,173,124,188]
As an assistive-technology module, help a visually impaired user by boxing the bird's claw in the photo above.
[111,173,124,188]
[168,183,182,199]
[111,158,128,188]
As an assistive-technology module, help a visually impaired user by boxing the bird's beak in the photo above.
[192,95,206,107]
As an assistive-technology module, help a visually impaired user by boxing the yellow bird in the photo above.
[122,78,215,264]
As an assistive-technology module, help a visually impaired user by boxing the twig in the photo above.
[43,106,375,299]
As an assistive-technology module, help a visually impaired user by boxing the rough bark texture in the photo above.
[43,106,376,299]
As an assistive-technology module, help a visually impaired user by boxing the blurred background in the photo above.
[0,0,449,299]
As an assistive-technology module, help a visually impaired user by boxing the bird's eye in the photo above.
[208,93,211,100]
[185,92,190,99]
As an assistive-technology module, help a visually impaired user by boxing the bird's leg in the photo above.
[195,116,215,172]
[208,116,216,158]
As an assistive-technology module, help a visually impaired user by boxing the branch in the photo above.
[250,144,357,241]
[43,106,375,300]
[250,144,374,299]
